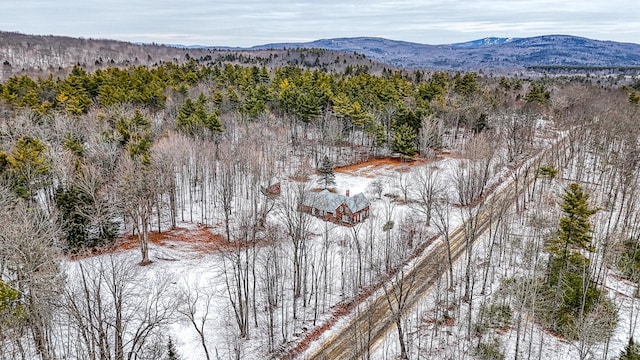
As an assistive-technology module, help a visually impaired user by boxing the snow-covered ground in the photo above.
[61,151,473,360]
[369,169,640,360]
[60,121,638,360]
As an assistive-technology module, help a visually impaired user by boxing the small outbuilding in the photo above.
[261,182,281,198]
[300,190,370,225]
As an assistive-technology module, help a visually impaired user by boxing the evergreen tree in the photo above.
[454,72,479,98]
[239,89,266,118]
[166,337,181,360]
[317,155,336,190]
[227,88,240,109]
[620,338,640,360]
[617,237,640,285]
[392,124,418,160]
[472,113,489,134]
[278,78,299,115]
[177,95,223,138]
[541,183,611,339]
[116,110,153,166]
[394,106,422,133]
[6,136,52,200]
[54,184,117,252]
[629,91,640,105]
[212,89,224,107]
[176,98,197,134]
[0,279,27,329]
[295,91,323,123]
[417,72,448,102]
[54,186,92,251]
[194,93,209,122]
[203,112,223,135]
[525,82,551,104]
[63,133,85,159]
[547,183,598,258]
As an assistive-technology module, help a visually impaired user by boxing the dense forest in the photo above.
[0,38,640,359]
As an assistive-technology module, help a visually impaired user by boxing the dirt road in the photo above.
[299,137,567,359]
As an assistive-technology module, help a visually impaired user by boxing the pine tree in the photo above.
[118,110,153,166]
[54,186,91,251]
[543,183,607,338]
[547,183,598,258]
[473,113,489,134]
[166,337,181,360]
[278,78,299,115]
[239,90,266,118]
[0,279,27,328]
[204,112,223,135]
[454,73,479,98]
[212,89,224,107]
[392,124,418,160]
[177,95,223,138]
[296,91,323,123]
[317,155,336,190]
[620,338,640,360]
[525,82,551,105]
[6,136,52,199]
[176,98,197,134]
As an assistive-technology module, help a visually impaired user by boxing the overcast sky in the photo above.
[1,0,639,47]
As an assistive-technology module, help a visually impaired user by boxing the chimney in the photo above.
[346,190,350,197]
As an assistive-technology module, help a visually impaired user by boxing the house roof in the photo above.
[346,192,369,213]
[303,190,369,214]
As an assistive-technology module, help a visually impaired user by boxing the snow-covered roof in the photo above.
[303,190,369,214]
[346,192,369,213]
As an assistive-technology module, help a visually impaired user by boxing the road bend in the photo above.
[301,137,567,360]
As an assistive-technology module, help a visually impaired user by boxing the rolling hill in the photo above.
[1,31,639,76]
[249,35,640,71]
[0,31,387,80]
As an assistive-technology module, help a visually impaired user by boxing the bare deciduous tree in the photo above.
[393,168,412,203]
[366,178,384,200]
[117,158,160,265]
[177,278,214,360]
[0,188,62,360]
[419,115,444,159]
[433,196,454,289]
[383,268,416,360]
[61,254,175,360]
[277,182,313,320]
[410,166,443,226]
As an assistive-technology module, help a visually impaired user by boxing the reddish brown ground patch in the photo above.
[115,226,228,253]
[333,155,448,173]
[68,225,264,260]
[310,187,337,193]
[334,156,435,173]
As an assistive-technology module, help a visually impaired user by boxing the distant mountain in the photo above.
[246,35,640,71]
[450,37,515,48]
[2,31,639,75]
